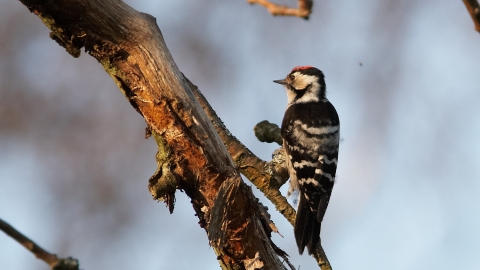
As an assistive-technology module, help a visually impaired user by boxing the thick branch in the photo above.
[0,218,79,270]
[18,0,290,269]
[248,0,313,19]
[463,0,480,33]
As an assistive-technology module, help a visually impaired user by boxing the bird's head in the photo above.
[274,66,326,105]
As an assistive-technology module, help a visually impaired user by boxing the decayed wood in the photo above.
[18,0,290,268]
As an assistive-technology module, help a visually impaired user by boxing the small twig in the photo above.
[0,218,79,270]
[0,218,58,265]
[248,0,313,19]
[463,0,480,33]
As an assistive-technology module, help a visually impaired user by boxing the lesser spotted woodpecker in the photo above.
[274,66,340,255]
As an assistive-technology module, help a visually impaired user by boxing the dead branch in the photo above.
[18,0,291,268]
[188,78,295,224]
[189,78,332,270]
[248,0,313,19]
[463,0,480,33]
[0,218,79,270]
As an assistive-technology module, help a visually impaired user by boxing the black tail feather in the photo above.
[294,195,321,255]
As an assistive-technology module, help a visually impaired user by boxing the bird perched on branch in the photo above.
[274,66,340,255]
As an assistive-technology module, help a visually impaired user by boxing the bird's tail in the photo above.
[294,194,321,255]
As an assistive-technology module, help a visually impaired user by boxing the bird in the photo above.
[274,66,340,255]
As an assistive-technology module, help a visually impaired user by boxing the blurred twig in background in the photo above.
[0,218,79,270]
[248,0,313,19]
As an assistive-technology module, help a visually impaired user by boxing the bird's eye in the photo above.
[288,74,295,80]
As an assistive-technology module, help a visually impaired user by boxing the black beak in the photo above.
[273,79,287,85]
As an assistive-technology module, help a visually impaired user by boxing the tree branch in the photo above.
[189,78,332,270]
[248,0,313,19]
[18,0,291,268]
[463,0,480,33]
[188,78,294,224]
[0,218,79,270]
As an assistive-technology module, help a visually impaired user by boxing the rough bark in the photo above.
[18,0,290,269]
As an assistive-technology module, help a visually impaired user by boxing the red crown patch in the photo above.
[291,66,315,72]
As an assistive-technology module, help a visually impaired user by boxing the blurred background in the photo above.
[1,0,480,269]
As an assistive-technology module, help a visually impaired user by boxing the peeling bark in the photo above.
[18,0,291,269]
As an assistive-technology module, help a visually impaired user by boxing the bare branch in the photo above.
[188,78,295,224]
[18,0,292,268]
[0,218,79,270]
[248,0,313,19]
[189,78,332,270]
[463,0,480,33]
